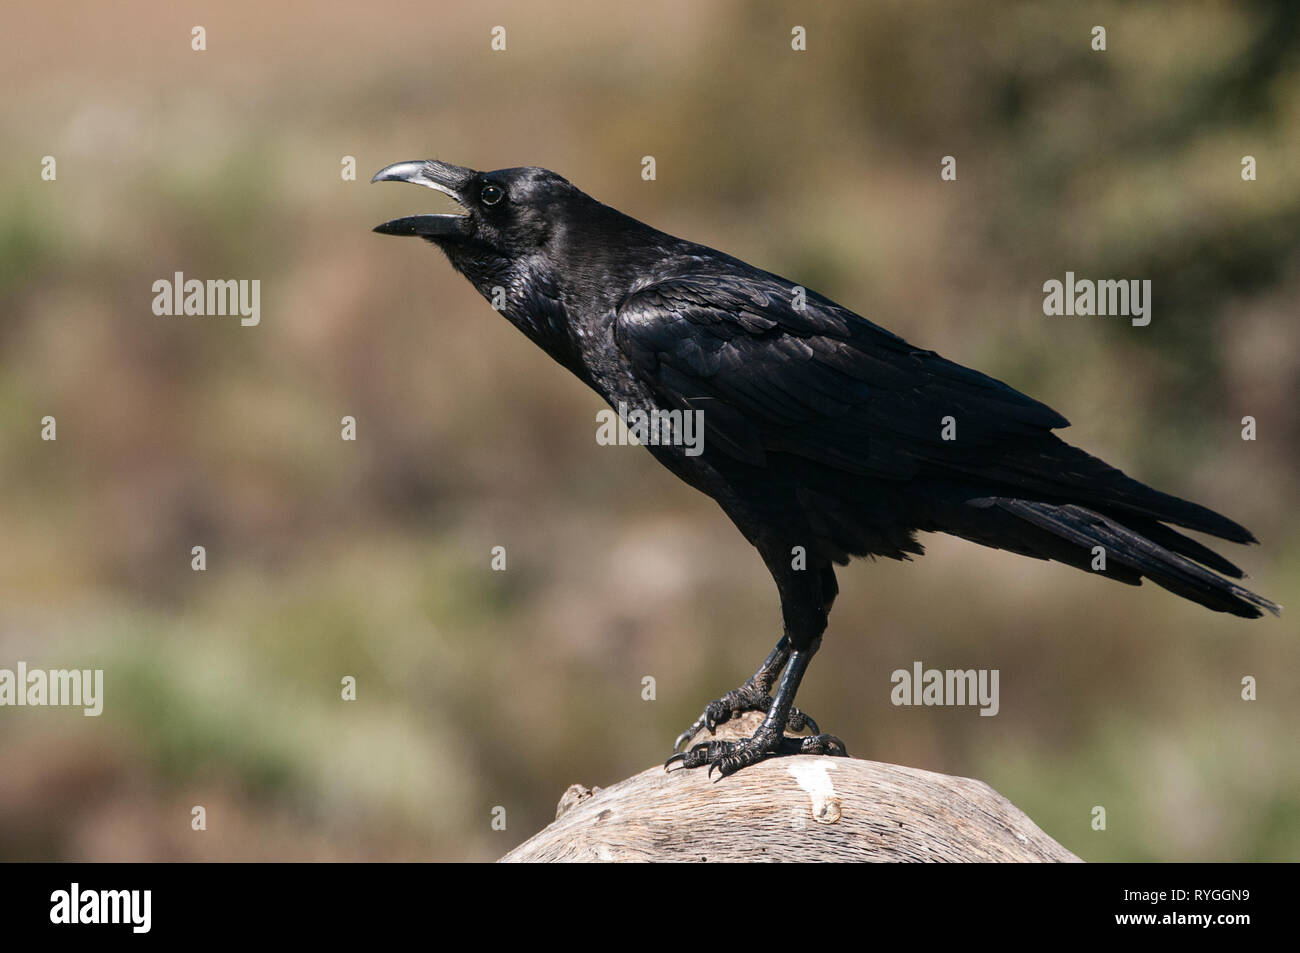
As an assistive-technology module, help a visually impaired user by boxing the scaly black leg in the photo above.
[670,636,821,752]
[666,640,847,777]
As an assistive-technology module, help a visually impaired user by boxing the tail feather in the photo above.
[1105,514,1247,578]
[950,437,1258,544]
[989,499,1279,618]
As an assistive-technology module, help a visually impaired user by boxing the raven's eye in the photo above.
[481,184,504,206]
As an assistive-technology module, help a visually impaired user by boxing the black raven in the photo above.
[372,159,1278,777]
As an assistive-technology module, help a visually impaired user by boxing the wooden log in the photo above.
[500,712,1079,862]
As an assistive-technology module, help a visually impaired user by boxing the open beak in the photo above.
[371,160,476,237]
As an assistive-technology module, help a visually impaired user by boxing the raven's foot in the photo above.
[665,723,847,778]
[672,684,820,752]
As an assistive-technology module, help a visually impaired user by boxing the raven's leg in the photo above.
[669,635,822,752]
[667,563,847,776]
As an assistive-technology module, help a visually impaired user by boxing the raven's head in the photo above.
[371,160,579,259]
[371,159,610,367]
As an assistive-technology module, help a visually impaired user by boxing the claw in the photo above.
[673,688,821,752]
[667,730,849,776]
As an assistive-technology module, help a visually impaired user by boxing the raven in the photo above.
[372,159,1278,777]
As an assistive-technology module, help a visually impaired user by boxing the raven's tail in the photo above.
[944,495,1279,619]
[921,433,1279,618]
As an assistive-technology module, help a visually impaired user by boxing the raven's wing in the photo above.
[613,273,1068,478]
[612,273,1252,543]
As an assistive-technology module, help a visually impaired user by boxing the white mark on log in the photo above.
[787,759,843,824]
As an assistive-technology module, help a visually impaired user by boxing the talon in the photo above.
[666,716,844,775]
[669,648,839,774]
[674,689,826,753]
[703,697,732,733]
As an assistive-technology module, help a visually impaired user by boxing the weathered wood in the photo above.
[500,713,1079,862]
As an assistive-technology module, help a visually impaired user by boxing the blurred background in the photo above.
[1,0,1297,861]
